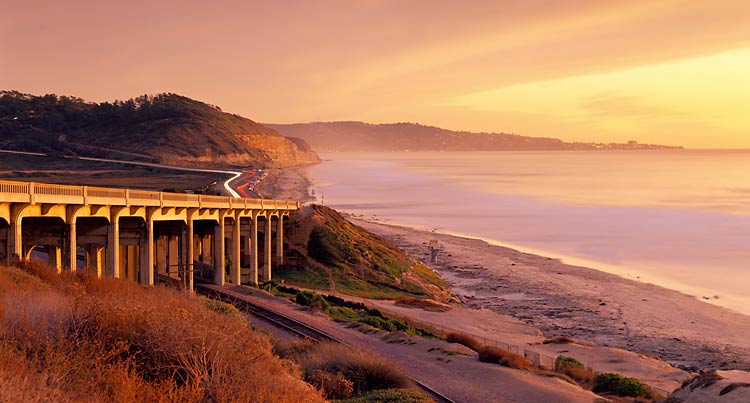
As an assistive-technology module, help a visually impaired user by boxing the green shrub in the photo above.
[295,291,331,312]
[554,356,595,387]
[555,355,583,369]
[593,373,651,398]
[335,388,433,403]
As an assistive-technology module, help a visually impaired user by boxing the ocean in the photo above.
[308,150,750,315]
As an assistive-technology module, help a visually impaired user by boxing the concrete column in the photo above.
[86,245,103,278]
[264,215,272,282]
[106,214,120,278]
[213,217,225,286]
[68,220,77,272]
[276,214,284,267]
[48,245,62,272]
[186,218,194,291]
[168,235,179,276]
[250,213,259,284]
[230,216,241,285]
[156,236,167,275]
[126,245,138,281]
[9,219,22,264]
[140,216,154,286]
[201,235,212,264]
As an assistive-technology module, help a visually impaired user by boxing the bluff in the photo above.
[267,121,682,152]
[0,91,320,167]
[279,205,449,302]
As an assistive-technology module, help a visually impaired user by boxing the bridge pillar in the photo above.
[250,213,259,284]
[276,214,284,267]
[155,236,166,275]
[86,244,103,278]
[264,215,272,282]
[213,215,225,286]
[139,214,154,286]
[186,216,194,291]
[67,220,77,272]
[168,235,179,277]
[106,214,120,278]
[9,217,23,264]
[230,215,241,285]
[200,235,211,264]
[48,245,62,271]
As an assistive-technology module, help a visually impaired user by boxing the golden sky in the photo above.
[2,0,749,148]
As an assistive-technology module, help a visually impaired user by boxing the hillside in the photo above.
[279,205,450,301]
[267,121,682,152]
[0,91,320,167]
[0,262,323,403]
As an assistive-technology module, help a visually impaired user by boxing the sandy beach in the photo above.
[259,167,750,374]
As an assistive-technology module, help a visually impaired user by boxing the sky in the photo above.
[1,0,749,148]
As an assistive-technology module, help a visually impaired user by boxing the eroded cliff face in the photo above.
[163,134,320,168]
[239,134,321,167]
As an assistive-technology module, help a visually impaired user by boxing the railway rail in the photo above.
[196,284,456,403]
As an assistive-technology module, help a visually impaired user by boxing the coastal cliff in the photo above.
[0,91,320,168]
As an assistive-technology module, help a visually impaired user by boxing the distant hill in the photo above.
[267,121,682,152]
[0,91,320,167]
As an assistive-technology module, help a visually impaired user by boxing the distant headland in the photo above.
[267,121,683,153]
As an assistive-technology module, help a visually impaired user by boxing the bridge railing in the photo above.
[0,179,300,211]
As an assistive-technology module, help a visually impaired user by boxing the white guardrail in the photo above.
[0,180,300,210]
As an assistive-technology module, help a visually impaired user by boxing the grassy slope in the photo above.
[0,262,323,403]
[278,205,449,301]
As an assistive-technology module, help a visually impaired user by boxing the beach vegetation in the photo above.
[593,373,654,398]
[543,336,577,344]
[274,341,417,401]
[477,346,533,370]
[334,388,434,403]
[445,332,483,352]
[554,355,596,387]
[269,285,432,337]
[395,296,450,312]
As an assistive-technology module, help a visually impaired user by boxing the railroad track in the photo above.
[197,285,456,403]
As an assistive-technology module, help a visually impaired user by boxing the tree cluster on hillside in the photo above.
[0,91,319,167]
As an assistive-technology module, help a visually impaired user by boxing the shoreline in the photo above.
[260,165,750,371]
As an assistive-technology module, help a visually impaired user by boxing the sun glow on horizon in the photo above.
[2,0,750,148]
[448,48,750,148]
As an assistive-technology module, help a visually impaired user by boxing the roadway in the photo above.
[0,149,244,198]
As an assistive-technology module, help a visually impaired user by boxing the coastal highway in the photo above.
[0,149,243,198]
[72,156,243,198]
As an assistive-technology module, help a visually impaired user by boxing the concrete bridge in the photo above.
[0,180,300,290]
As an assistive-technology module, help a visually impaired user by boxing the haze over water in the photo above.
[310,150,750,315]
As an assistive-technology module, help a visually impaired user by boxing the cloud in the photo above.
[578,92,686,119]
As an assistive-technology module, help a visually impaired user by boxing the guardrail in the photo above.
[0,180,301,210]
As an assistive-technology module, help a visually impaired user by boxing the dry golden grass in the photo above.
[394,297,450,312]
[0,261,324,403]
[274,340,412,400]
[445,332,482,352]
[477,346,533,370]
